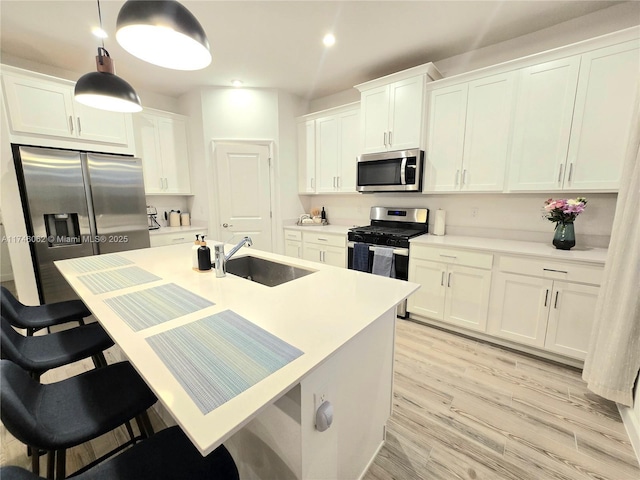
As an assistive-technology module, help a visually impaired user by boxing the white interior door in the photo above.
[214,143,273,251]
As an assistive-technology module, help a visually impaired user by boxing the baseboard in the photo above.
[618,403,640,466]
[358,439,385,480]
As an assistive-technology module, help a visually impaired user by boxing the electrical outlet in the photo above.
[471,207,479,218]
[314,387,328,412]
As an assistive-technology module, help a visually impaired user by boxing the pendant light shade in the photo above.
[116,0,211,71]
[75,48,142,113]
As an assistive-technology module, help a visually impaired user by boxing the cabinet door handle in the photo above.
[311,178,315,189]
[388,131,392,146]
[447,272,452,288]
[440,271,445,286]
[164,178,168,189]
[68,116,74,134]
[336,176,340,188]
[77,117,82,135]
[383,132,387,146]
[554,291,559,309]
[543,268,568,274]
[159,178,164,190]
[462,169,468,185]
[558,164,564,184]
[455,169,460,186]
[544,289,549,307]
[568,163,574,183]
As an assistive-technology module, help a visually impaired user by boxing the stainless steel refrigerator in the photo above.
[14,145,150,303]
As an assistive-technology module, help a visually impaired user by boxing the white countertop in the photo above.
[410,234,608,264]
[284,224,352,235]
[55,244,418,455]
[149,224,208,236]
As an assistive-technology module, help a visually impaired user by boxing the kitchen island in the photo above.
[55,243,418,479]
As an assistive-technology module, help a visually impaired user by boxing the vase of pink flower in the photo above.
[543,197,587,250]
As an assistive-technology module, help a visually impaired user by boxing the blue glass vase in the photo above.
[553,222,575,250]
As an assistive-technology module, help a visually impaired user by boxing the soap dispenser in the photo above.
[192,234,201,270]
[197,236,212,271]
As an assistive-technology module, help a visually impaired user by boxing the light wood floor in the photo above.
[364,319,640,480]
[2,320,638,479]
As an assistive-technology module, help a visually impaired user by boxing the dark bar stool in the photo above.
[0,316,114,381]
[0,425,239,480]
[1,286,91,336]
[0,359,157,479]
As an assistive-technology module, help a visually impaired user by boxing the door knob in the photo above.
[223,223,233,228]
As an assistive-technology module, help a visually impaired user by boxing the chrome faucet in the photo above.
[213,236,253,278]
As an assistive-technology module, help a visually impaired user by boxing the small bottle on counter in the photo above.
[321,207,326,222]
[197,236,212,271]
[192,234,201,270]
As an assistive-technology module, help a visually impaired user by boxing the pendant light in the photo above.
[74,0,142,113]
[116,0,211,71]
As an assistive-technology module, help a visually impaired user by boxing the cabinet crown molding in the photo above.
[355,62,442,92]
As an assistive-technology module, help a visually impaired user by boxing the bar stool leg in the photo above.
[55,449,66,480]
[30,445,40,475]
[46,450,55,479]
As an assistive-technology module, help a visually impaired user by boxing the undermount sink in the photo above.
[225,255,315,287]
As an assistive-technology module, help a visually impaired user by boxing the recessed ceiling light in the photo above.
[92,27,108,39]
[323,33,336,47]
[231,79,243,87]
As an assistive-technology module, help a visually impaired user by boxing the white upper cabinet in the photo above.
[133,109,192,195]
[508,38,639,192]
[297,120,315,193]
[360,76,425,154]
[508,57,581,191]
[297,103,360,194]
[2,68,133,150]
[425,72,515,192]
[356,63,442,154]
[564,40,640,191]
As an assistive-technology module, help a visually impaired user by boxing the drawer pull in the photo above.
[317,238,328,242]
[440,254,457,259]
[172,237,185,242]
[544,289,549,307]
[554,291,559,309]
[543,268,568,274]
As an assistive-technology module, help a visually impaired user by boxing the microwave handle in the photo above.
[400,157,407,185]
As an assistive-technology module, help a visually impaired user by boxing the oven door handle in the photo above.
[348,242,409,256]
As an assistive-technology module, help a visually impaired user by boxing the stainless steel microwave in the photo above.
[356,149,424,192]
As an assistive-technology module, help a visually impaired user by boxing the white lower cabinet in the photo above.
[301,231,346,268]
[408,246,493,332]
[150,230,207,248]
[488,255,602,361]
[284,229,302,258]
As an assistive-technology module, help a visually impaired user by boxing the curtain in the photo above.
[582,86,640,407]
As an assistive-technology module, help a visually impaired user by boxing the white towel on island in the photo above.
[371,247,395,278]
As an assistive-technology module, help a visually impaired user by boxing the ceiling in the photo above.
[0,1,628,101]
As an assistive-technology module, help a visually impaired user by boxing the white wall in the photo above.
[310,192,615,248]
[179,87,307,253]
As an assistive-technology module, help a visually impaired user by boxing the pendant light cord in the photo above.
[97,0,105,50]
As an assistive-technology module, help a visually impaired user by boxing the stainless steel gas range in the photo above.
[347,207,429,317]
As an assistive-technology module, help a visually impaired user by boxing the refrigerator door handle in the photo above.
[81,153,100,255]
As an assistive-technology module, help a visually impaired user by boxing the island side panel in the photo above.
[300,308,396,479]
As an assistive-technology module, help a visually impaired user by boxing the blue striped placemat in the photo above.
[104,283,215,332]
[77,266,161,294]
[66,254,133,273]
[146,310,304,414]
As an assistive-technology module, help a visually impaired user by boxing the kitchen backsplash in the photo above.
[145,195,191,227]
[304,193,616,248]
